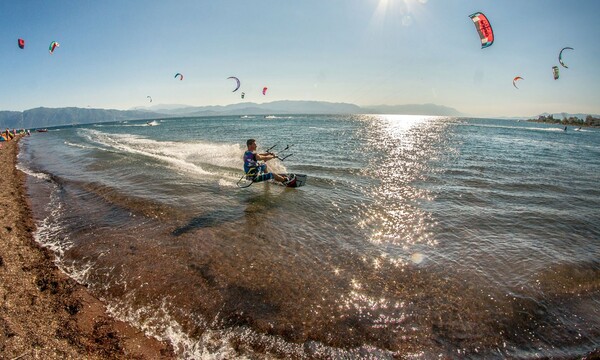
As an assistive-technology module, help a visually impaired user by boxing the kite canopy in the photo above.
[513,76,524,89]
[18,38,25,49]
[469,12,494,48]
[262,87,268,95]
[559,47,574,68]
[49,41,59,54]
[227,76,241,92]
[147,96,153,103]
[552,66,560,80]
[174,73,183,80]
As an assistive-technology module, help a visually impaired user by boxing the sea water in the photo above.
[17,115,600,358]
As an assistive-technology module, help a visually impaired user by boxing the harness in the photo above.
[245,166,261,181]
[243,150,261,181]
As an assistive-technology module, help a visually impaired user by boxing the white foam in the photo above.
[104,296,396,359]
[63,140,114,152]
[32,185,74,259]
[79,129,214,176]
[15,162,52,181]
[264,115,296,119]
[467,123,571,133]
[218,178,237,188]
[59,260,95,285]
[77,128,287,182]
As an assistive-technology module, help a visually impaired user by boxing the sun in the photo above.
[372,0,426,24]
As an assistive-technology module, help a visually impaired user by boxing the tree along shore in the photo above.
[528,114,600,127]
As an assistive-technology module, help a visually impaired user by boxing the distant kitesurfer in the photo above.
[243,139,288,184]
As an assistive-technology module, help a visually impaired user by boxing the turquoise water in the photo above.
[18,115,600,358]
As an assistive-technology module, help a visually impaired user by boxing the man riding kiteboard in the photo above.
[243,139,289,184]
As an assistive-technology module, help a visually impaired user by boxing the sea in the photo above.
[16,115,600,359]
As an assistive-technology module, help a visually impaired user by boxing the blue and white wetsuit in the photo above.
[243,150,273,182]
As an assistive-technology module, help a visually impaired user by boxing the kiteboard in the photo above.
[236,173,307,189]
[278,173,307,188]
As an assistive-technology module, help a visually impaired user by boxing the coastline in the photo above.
[0,137,175,359]
[527,119,598,127]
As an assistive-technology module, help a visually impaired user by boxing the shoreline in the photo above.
[0,137,175,359]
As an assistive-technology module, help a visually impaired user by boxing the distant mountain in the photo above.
[0,101,464,129]
[0,107,163,129]
[136,101,462,117]
[137,100,365,117]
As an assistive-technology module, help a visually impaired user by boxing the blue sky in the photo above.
[1,0,599,117]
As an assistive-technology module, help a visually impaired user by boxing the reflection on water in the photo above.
[359,115,451,248]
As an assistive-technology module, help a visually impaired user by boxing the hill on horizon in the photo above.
[138,101,465,117]
[0,101,464,129]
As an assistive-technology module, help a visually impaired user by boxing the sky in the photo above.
[1,0,599,117]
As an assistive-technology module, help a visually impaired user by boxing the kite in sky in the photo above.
[18,38,25,49]
[559,47,574,68]
[49,41,59,54]
[228,76,241,92]
[174,73,183,80]
[552,66,560,80]
[469,12,494,49]
[512,76,524,89]
[262,87,268,95]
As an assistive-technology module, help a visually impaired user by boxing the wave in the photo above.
[104,294,398,359]
[76,128,288,182]
[16,161,52,181]
[23,170,75,260]
[94,123,158,128]
[465,123,573,133]
[264,115,297,120]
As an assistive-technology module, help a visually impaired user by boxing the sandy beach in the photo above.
[0,137,175,359]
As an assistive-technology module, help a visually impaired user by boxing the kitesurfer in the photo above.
[244,139,288,184]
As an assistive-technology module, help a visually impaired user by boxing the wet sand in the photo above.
[0,137,175,359]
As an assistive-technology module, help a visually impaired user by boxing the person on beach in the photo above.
[243,139,288,184]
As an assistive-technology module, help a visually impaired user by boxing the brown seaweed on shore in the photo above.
[0,137,175,359]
